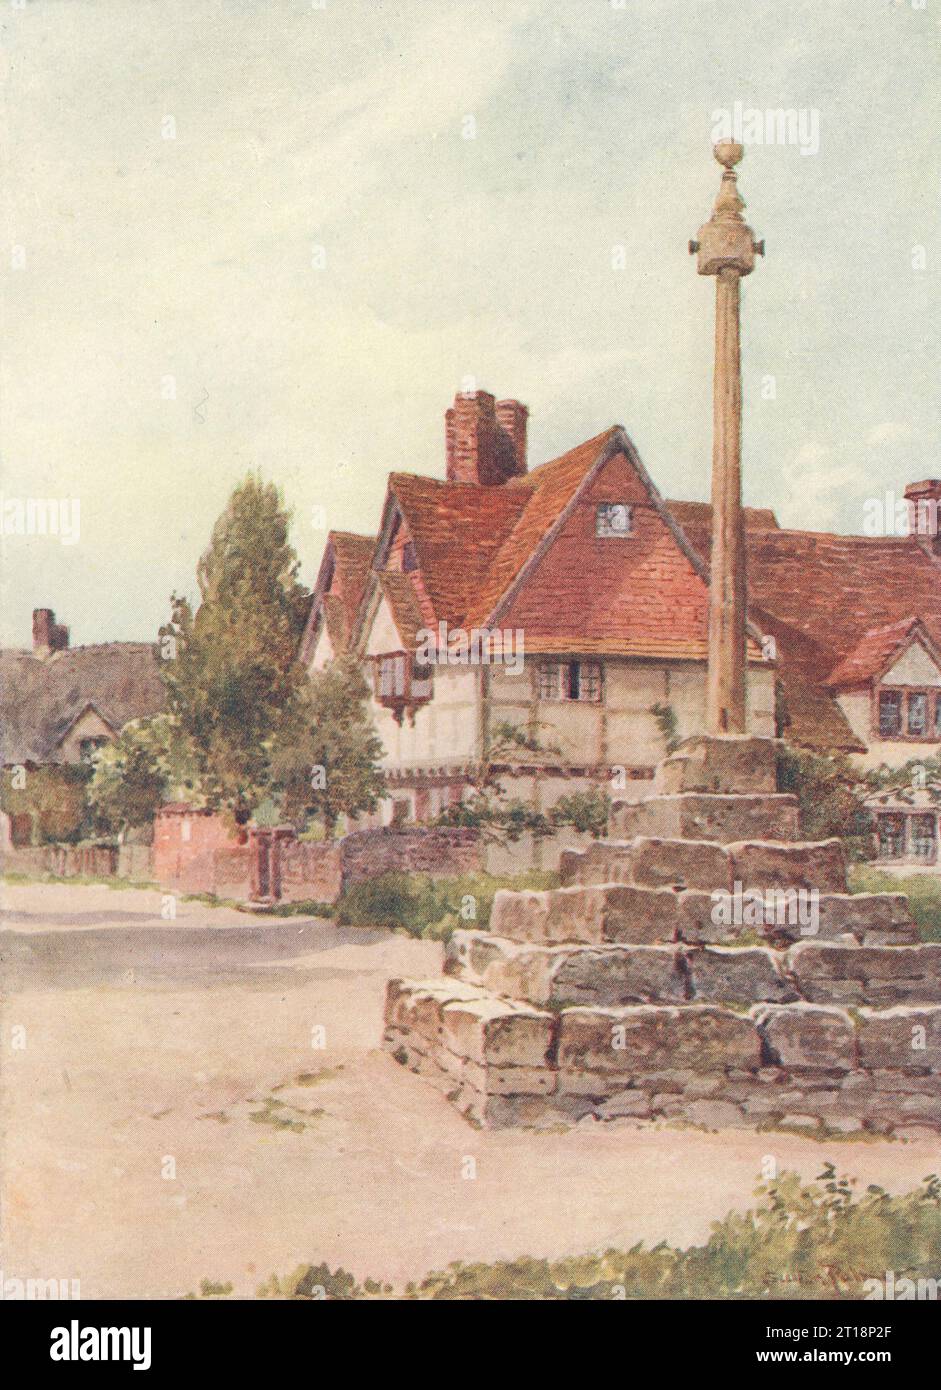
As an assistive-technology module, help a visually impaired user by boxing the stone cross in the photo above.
[689,143,764,734]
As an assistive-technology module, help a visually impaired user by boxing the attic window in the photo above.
[79,736,109,762]
[596,502,633,538]
[402,541,418,573]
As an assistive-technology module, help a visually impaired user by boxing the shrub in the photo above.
[776,746,873,859]
[242,1167,941,1300]
[334,870,559,939]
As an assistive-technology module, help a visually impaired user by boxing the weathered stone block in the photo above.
[548,944,687,1008]
[789,942,941,1006]
[558,1003,761,1073]
[612,793,798,844]
[441,996,557,1069]
[489,885,611,944]
[755,892,917,945]
[627,837,732,891]
[686,945,796,1004]
[752,1002,857,1071]
[653,734,779,795]
[491,882,690,946]
[384,976,484,1044]
[729,838,847,893]
[857,1006,941,1072]
[558,840,636,887]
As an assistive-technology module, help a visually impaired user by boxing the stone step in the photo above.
[557,1004,763,1091]
[491,879,916,948]
[652,733,779,795]
[448,931,941,1011]
[611,792,799,843]
[788,942,941,1006]
[447,931,799,1008]
[558,834,848,894]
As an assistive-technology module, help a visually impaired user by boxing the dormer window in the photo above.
[596,502,633,538]
[402,541,418,573]
[877,686,941,741]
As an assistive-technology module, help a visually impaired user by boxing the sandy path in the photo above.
[2,881,937,1299]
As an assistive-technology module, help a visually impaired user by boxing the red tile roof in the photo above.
[825,617,925,689]
[301,426,941,753]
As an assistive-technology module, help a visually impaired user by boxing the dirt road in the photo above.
[1,881,936,1299]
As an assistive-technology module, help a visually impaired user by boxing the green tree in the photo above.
[159,476,310,821]
[87,714,202,834]
[268,655,386,838]
[1,764,91,844]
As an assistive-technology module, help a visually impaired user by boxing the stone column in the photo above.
[690,143,764,734]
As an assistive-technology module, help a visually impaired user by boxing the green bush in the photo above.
[850,866,941,943]
[333,870,558,939]
[776,746,873,859]
[241,1167,941,1299]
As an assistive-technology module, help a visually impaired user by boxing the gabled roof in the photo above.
[298,418,941,755]
[298,530,375,665]
[825,617,941,689]
[0,642,166,765]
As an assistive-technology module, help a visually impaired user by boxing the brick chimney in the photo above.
[905,480,941,555]
[32,608,69,656]
[445,390,528,485]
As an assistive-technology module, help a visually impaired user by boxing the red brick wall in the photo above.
[153,808,247,895]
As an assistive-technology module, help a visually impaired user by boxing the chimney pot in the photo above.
[32,608,69,655]
[445,390,528,485]
[904,479,941,554]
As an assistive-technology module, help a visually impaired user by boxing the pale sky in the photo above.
[1,0,938,647]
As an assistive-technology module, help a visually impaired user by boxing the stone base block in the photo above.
[789,942,941,1006]
[611,792,799,844]
[653,734,779,795]
[752,1002,857,1071]
[558,1003,762,1074]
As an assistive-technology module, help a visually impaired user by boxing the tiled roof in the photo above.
[301,425,941,755]
[0,642,166,765]
[378,571,426,650]
[387,473,530,628]
[825,617,926,689]
[330,532,375,630]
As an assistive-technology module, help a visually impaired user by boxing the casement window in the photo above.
[374,651,433,707]
[910,814,937,860]
[537,660,603,703]
[410,655,434,701]
[908,692,928,736]
[876,813,905,859]
[878,691,902,738]
[596,502,633,538]
[376,652,408,701]
[877,687,941,740]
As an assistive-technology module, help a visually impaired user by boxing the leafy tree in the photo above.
[268,655,386,838]
[87,714,202,834]
[1,764,91,844]
[159,476,310,821]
